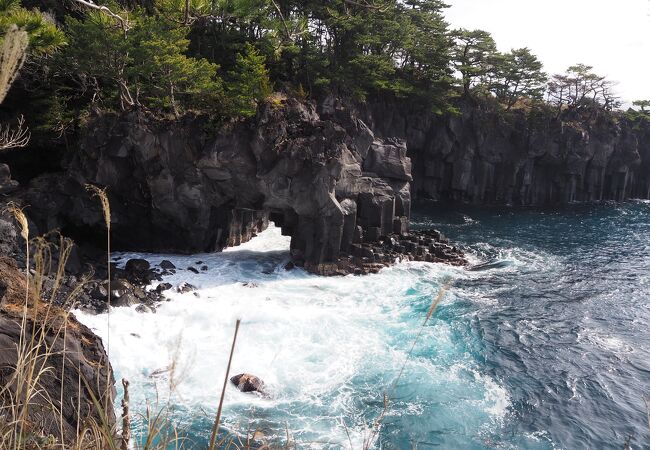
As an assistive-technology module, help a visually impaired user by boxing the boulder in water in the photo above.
[230,373,266,395]
[177,282,197,293]
[159,260,176,269]
[125,258,150,274]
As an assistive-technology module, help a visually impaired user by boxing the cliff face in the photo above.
[11,96,649,269]
[23,98,416,273]
[359,98,650,204]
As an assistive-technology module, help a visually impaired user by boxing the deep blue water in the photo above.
[411,200,650,449]
[80,201,650,449]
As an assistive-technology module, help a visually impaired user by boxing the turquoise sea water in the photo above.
[78,201,650,449]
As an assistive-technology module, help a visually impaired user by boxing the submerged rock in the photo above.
[135,304,156,313]
[177,282,197,293]
[159,260,176,269]
[156,282,173,293]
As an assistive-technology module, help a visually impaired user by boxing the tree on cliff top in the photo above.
[225,43,272,117]
[450,28,497,96]
[547,64,620,113]
[0,0,65,57]
[59,7,224,114]
[626,100,650,125]
[491,47,547,110]
[632,100,650,113]
[1,0,64,150]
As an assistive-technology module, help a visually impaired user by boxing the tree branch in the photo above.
[270,0,293,42]
[0,115,30,151]
[69,0,130,31]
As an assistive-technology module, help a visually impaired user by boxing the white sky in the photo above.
[444,0,650,105]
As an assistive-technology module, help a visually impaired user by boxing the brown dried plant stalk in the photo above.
[120,379,130,450]
[209,319,241,450]
[363,279,452,450]
[84,184,112,414]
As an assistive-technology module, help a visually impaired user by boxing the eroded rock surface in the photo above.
[21,98,439,273]
[360,98,650,204]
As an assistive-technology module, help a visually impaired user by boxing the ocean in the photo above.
[76,201,650,449]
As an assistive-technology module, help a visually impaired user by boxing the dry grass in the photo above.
[0,189,285,450]
[360,280,452,450]
[1,187,458,450]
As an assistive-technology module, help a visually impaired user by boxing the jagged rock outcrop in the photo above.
[359,98,650,204]
[20,98,447,274]
[0,256,115,444]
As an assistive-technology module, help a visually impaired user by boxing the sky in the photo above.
[444,0,650,106]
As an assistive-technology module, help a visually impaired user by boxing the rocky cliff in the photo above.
[19,98,461,275]
[358,98,650,204]
[8,96,646,270]
[0,256,115,445]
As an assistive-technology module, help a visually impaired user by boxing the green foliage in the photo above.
[58,11,127,105]
[15,0,625,128]
[225,43,272,117]
[59,8,223,114]
[491,47,547,109]
[0,0,65,56]
[128,15,223,114]
[399,0,454,108]
[450,28,497,95]
[181,0,452,107]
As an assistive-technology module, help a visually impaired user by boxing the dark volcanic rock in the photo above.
[230,373,266,395]
[159,260,176,269]
[176,282,197,293]
[156,282,173,293]
[360,98,650,204]
[20,98,419,274]
[0,212,19,257]
[0,257,115,445]
[125,258,150,274]
[0,163,19,195]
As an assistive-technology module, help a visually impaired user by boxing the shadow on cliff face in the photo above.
[8,97,426,274]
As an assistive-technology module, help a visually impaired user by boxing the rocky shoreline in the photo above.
[73,226,466,313]
[302,228,466,275]
[1,97,471,283]
[1,93,646,446]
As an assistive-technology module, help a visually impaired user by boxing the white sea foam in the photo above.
[75,225,510,447]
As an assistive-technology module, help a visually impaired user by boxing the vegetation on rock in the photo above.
[2,0,644,131]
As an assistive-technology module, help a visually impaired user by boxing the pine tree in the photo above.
[492,48,547,109]
[226,43,272,117]
[0,0,65,56]
[61,8,223,114]
[450,28,497,96]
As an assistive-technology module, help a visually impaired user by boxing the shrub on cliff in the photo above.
[225,43,272,118]
[58,8,225,116]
